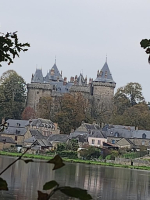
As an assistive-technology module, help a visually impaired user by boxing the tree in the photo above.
[0,70,26,120]
[0,32,30,67]
[22,106,36,120]
[55,93,89,134]
[80,146,101,160]
[122,103,150,130]
[111,82,146,127]
[36,96,53,120]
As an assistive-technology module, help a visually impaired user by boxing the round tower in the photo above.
[92,61,116,109]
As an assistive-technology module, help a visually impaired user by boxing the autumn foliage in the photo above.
[22,106,36,120]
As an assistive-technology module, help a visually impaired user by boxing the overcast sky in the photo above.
[1,0,150,101]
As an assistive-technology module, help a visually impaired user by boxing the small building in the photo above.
[47,134,69,149]
[1,119,31,146]
[0,136,16,150]
[24,136,52,153]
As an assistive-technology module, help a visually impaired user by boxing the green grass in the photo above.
[1,151,150,171]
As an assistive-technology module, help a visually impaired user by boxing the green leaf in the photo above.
[59,187,92,200]
[43,180,59,190]
[22,159,34,164]
[140,39,150,49]
[47,155,65,170]
[37,191,49,200]
[0,177,8,191]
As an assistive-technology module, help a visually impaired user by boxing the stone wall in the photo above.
[27,81,116,115]
[113,157,150,167]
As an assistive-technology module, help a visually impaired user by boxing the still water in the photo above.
[0,156,150,200]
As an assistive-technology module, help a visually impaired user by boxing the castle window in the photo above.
[37,91,39,94]
[142,141,145,145]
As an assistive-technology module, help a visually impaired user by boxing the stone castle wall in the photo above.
[27,82,115,112]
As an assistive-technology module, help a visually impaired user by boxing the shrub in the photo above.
[57,150,78,159]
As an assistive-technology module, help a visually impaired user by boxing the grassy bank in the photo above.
[0,151,150,171]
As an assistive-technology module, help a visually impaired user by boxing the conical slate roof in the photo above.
[94,62,115,83]
[32,69,43,83]
[77,73,86,86]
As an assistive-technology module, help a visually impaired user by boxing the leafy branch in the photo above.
[0,32,30,67]
[140,39,150,63]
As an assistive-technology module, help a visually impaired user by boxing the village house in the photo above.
[47,134,69,149]
[27,118,60,136]
[1,119,31,146]
[88,131,107,147]
[102,124,150,149]
[0,136,16,150]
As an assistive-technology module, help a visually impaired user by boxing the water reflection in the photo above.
[0,156,150,199]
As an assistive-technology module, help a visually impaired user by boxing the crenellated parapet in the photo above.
[69,85,91,93]
[93,82,116,88]
[27,83,53,90]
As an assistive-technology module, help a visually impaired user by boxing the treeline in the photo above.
[1,70,150,133]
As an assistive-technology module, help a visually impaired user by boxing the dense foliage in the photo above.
[111,82,150,129]
[36,93,91,134]
[0,70,26,120]
[80,146,101,160]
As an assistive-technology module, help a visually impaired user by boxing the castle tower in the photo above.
[92,61,116,110]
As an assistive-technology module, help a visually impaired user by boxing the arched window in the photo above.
[142,133,146,139]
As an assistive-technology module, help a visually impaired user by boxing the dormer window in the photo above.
[115,132,119,137]
[142,133,146,139]
[105,71,107,78]
[100,71,103,77]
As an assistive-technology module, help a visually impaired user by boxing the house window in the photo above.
[92,139,95,144]
[15,136,17,141]
[112,139,115,144]
[17,123,20,127]
[142,141,145,145]
[98,140,101,145]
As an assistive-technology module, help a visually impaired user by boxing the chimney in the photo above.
[89,78,92,84]
[63,77,67,85]
[70,77,74,83]
[1,118,5,124]
[85,75,87,84]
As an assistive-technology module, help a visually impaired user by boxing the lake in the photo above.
[0,156,150,200]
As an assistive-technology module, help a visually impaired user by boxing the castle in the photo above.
[27,60,116,113]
